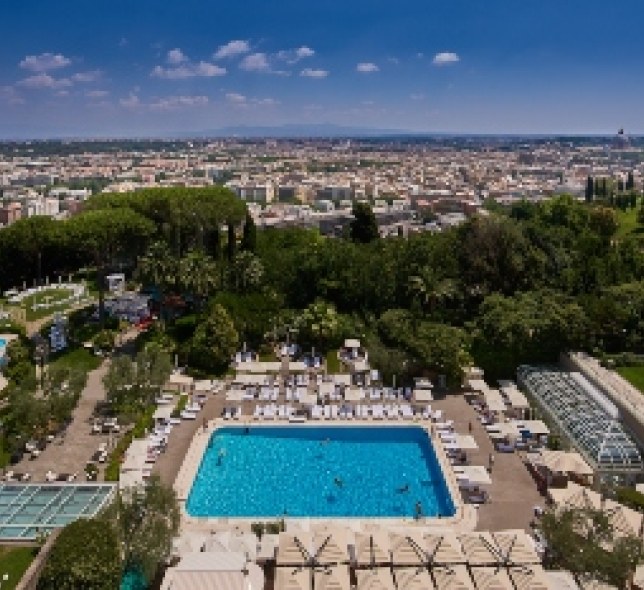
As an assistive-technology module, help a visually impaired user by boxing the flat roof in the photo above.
[0,483,116,540]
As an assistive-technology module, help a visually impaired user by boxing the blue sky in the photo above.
[1,0,644,137]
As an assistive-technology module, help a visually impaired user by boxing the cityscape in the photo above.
[2,1,644,589]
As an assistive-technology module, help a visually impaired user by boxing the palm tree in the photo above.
[178,250,218,312]
[136,241,178,327]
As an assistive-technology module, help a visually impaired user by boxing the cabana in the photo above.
[603,499,644,538]
[160,552,264,590]
[390,532,425,566]
[312,527,351,564]
[277,532,312,566]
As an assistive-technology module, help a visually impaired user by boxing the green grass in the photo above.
[615,202,643,240]
[18,288,75,321]
[259,352,277,362]
[616,365,644,393]
[50,347,101,373]
[0,546,37,589]
[325,349,341,374]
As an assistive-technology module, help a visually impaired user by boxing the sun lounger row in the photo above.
[222,406,242,420]
[253,404,297,420]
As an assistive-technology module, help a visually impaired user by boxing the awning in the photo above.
[313,527,350,564]
[492,530,540,565]
[390,532,425,566]
[314,565,351,590]
[538,450,593,477]
[508,565,551,590]
[432,565,475,590]
[454,466,492,486]
[393,567,435,590]
[469,566,514,590]
[549,482,601,512]
[457,533,501,566]
[277,533,312,566]
[275,567,312,590]
[424,533,467,565]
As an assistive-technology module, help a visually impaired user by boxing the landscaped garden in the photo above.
[0,545,37,589]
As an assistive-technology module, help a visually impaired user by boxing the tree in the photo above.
[349,202,379,243]
[188,304,239,373]
[178,249,218,306]
[67,208,154,326]
[585,176,594,202]
[294,300,347,353]
[107,476,180,585]
[136,241,178,325]
[626,171,635,191]
[541,508,644,588]
[227,251,265,293]
[37,518,121,590]
[240,211,257,252]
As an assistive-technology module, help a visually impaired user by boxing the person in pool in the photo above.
[334,477,343,487]
[397,484,410,493]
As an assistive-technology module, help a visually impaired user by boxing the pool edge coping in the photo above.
[173,419,476,534]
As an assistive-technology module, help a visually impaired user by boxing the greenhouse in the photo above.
[518,366,642,485]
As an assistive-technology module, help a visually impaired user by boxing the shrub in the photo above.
[37,518,120,590]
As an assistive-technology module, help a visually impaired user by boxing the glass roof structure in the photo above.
[0,483,116,540]
[517,366,642,473]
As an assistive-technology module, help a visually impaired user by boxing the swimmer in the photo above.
[244,426,250,434]
[334,477,344,487]
[397,484,410,493]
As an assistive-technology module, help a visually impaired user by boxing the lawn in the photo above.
[0,546,37,589]
[325,349,341,374]
[615,202,644,241]
[19,288,75,321]
[50,347,101,373]
[617,365,644,394]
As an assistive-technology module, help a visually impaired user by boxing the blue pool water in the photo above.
[0,339,6,348]
[187,426,455,518]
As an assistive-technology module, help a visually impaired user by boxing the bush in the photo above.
[37,518,120,590]
[616,487,644,512]
[171,395,188,418]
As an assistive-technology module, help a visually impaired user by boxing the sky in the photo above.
[2,0,644,138]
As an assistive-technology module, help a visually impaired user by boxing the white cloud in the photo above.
[300,68,328,78]
[86,90,109,98]
[410,93,425,100]
[356,62,379,73]
[215,40,250,59]
[226,92,247,105]
[71,70,101,83]
[151,61,226,79]
[119,93,141,109]
[432,52,460,66]
[55,90,69,97]
[277,46,315,64]
[20,52,71,72]
[225,92,279,107]
[17,74,72,89]
[239,52,271,72]
[167,48,188,64]
[150,95,209,110]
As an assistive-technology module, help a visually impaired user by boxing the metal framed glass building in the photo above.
[0,483,116,540]
[517,365,642,485]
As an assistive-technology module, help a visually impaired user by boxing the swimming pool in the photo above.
[186,425,455,518]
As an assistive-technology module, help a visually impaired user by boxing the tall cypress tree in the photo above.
[627,171,635,191]
[585,176,594,202]
[226,223,236,261]
[240,211,257,252]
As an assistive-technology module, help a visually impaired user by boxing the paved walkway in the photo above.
[11,361,113,481]
[9,328,140,482]
[431,395,544,531]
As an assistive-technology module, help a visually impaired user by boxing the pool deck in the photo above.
[173,419,477,535]
[155,390,544,536]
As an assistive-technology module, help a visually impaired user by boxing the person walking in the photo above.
[488,452,495,473]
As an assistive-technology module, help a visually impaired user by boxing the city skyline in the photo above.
[2,0,644,138]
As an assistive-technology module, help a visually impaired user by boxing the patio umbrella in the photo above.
[491,530,540,566]
[423,533,467,565]
[469,566,514,590]
[314,564,351,590]
[603,499,644,538]
[394,567,435,590]
[355,567,396,590]
[313,527,350,565]
[456,533,502,566]
[277,533,313,566]
[354,532,391,567]
[390,532,425,566]
[276,566,312,590]
[550,482,601,512]
[431,565,474,590]
[507,565,551,590]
